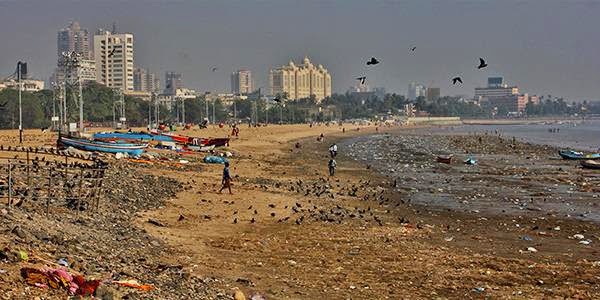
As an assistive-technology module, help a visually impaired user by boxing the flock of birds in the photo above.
[358,48,489,87]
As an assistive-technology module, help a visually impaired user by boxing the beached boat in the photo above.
[58,136,147,156]
[93,131,173,142]
[203,138,230,147]
[185,144,215,152]
[580,160,600,170]
[437,155,453,164]
[150,130,190,144]
[558,150,600,160]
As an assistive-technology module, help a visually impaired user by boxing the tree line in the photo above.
[0,83,597,129]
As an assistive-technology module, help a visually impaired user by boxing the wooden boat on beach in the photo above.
[58,136,147,156]
[93,131,173,142]
[437,154,453,164]
[185,144,215,152]
[558,150,600,160]
[580,160,600,170]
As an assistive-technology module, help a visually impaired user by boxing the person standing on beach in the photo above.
[329,143,338,158]
[219,162,233,194]
[328,159,337,176]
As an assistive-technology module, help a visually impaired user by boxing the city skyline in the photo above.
[0,1,599,100]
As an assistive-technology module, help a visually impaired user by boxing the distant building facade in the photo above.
[57,21,91,60]
[231,69,252,95]
[408,82,426,100]
[134,67,160,93]
[93,30,135,91]
[269,57,331,102]
[56,22,96,83]
[164,71,183,95]
[1,79,45,92]
[426,87,440,101]
[476,77,539,112]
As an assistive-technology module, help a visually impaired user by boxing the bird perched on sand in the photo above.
[452,77,463,85]
[477,57,488,69]
[366,57,380,65]
[356,76,366,84]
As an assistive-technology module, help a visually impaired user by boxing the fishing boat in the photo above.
[436,154,453,164]
[58,136,147,156]
[580,160,600,170]
[203,138,230,147]
[150,130,190,144]
[93,131,173,142]
[185,144,215,152]
[558,150,600,160]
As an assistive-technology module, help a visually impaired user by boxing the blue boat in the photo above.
[58,136,148,156]
[93,131,174,142]
[558,150,600,160]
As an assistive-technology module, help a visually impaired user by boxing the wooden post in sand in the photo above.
[77,168,83,212]
[26,150,30,187]
[8,160,12,209]
[46,168,52,215]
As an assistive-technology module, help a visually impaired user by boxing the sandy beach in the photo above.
[0,123,599,299]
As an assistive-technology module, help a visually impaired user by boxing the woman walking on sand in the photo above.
[219,162,233,194]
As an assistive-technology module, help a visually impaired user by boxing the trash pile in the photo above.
[0,162,228,298]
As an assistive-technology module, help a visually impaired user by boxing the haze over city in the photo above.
[0,0,599,100]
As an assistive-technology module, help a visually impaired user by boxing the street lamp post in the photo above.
[16,61,23,144]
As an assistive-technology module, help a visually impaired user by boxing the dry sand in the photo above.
[1,123,599,299]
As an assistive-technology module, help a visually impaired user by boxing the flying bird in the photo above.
[410,46,416,51]
[452,77,463,85]
[477,58,488,69]
[366,57,379,65]
[356,76,366,84]
[211,67,218,72]
[108,48,117,58]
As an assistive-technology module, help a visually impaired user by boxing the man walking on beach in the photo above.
[328,159,337,176]
[329,143,338,158]
[219,162,233,194]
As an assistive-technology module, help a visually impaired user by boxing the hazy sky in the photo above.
[1,0,599,100]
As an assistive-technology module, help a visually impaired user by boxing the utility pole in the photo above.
[17,61,23,144]
[78,66,83,132]
[182,98,186,125]
[205,96,209,124]
[212,100,216,124]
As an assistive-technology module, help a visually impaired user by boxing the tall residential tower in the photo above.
[93,30,135,91]
[231,69,252,95]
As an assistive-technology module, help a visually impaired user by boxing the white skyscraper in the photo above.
[93,30,134,91]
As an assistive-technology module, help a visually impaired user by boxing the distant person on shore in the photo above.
[328,159,337,176]
[329,143,338,158]
[219,162,233,194]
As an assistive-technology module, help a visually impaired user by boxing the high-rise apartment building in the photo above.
[408,82,426,100]
[269,57,331,102]
[164,71,183,95]
[231,69,252,95]
[56,21,96,83]
[134,67,160,93]
[57,21,91,59]
[93,30,134,91]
